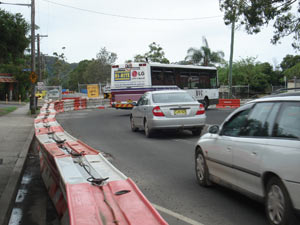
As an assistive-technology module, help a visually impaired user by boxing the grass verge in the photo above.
[0,106,17,116]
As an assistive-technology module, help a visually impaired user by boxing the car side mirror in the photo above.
[208,125,219,134]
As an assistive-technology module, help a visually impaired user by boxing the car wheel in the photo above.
[195,148,210,187]
[144,119,153,138]
[192,128,202,136]
[265,177,294,225]
[130,115,138,132]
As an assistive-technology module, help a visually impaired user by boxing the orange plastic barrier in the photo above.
[216,99,240,109]
[34,101,169,225]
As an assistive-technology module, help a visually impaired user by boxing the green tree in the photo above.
[67,60,92,90]
[133,54,147,63]
[84,47,117,84]
[145,42,169,63]
[284,62,300,79]
[218,57,275,92]
[67,47,117,89]
[131,42,170,63]
[280,54,300,71]
[219,0,300,49]
[0,9,30,64]
[48,47,72,86]
[0,61,31,100]
[185,36,225,66]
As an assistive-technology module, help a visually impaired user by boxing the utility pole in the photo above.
[37,34,48,82]
[30,0,36,113]
[228,11,235,99]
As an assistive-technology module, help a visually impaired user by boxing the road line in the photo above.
[173,139,196,145]
[152,203,205,225]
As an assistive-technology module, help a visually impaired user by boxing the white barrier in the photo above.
[34,99,168,225]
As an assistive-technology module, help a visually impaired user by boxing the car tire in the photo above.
[130,115,138,132]
[144,119,153,138]
[265,176,295,225]
[192,128,202,136]
[195,147,211,187]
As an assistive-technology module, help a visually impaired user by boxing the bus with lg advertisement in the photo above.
[111,62,219,109]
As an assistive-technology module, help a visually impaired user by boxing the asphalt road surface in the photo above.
[53,108,269,225]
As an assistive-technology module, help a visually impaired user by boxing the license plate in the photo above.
[174,109,186,115]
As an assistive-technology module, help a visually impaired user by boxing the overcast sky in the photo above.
[1,0,298,66]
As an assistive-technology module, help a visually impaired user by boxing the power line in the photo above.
[0,1,31,7]
[41,0,222,21]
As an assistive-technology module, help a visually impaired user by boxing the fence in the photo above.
[219,84,286,99]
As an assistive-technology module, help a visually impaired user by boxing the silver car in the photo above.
[130,90,206,137]
[195,91,300,225]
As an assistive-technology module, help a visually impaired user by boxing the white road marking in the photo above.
[152,203,205,225]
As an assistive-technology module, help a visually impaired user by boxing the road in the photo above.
[53,108,268,225]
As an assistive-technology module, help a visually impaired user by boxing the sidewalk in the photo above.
[0,104,35,225]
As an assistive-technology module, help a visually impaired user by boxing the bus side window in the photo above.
[199,76,210,88]
[151,71,164,85]
[190,76,200,89]
[179,74,189,89]
[164,70,175,85]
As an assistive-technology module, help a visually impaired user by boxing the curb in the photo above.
[0,126,35,225]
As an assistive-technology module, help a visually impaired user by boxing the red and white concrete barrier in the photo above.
[34,100,168,225]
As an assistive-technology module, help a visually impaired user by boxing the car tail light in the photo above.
[139,63,146,66]
[196,104,205,115]
[152,106,165,117]
[112,65,119,68]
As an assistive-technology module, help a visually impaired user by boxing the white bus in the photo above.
[111,62,219,109]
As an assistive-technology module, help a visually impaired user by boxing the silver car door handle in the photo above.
[251,152,257,156]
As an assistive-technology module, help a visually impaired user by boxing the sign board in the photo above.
[87,84,99,98]
[29,72,38,83]
[47,89,60,99]
[111,65,148,88]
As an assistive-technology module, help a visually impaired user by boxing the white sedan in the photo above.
[195,93,300,225]
[130,90,206,137]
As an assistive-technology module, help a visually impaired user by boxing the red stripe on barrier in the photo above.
[49,182,59,199]
[65,140,99,155]
[66,180,168,225]
[216,99,240,109]
[42,143,68,158]
[35,126,64,135]
[56,194,68,218]
[109,179,168,225]
[81,98,87,109]
[38,112,57,117]
[35,117,57,123]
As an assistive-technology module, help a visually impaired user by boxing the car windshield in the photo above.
[152,92,195,103]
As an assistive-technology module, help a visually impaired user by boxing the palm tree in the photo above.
[185,36,225,66]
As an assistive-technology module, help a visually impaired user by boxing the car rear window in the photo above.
[152,92,195,103]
